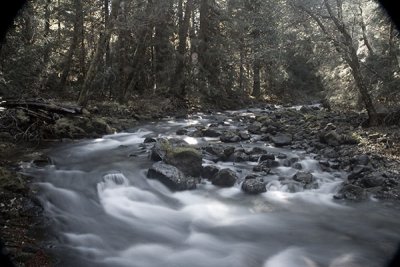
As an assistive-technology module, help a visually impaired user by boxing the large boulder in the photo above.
[150,138,202,177]
[165,146,202,177]
[212,169,238,187]
[271,133,292,147]
[147,162,197,191]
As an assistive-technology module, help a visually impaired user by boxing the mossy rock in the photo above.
[165,146,202,177]
[150,138,202,177]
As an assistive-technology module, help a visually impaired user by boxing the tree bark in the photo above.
[43,0,51,64]
[122,0,154,102]
[116,0,128,99]
[359,5,374,56]
[78,0,121,106]
[60,0,83,89]
[170,0,194,97]
[252,58,261,97]
[296,0,379,125]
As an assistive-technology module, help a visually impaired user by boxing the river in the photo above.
[22,108,400,267]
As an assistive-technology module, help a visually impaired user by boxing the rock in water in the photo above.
[220,131,241,143]
[202,128,221,137]
[241,178,266,194]
[212,169,238,187]
[271,133,292,147]
[247,122,262,134]
[150,138,170,161]
[165,147,202,177]
[147,162,197,191]
[292,171,318,189]
[335,184,367,201]
[201,165,219,180]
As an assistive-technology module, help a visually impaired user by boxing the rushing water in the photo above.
[23,110,400,267]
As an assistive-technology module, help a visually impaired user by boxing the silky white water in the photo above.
[24,113,400,267]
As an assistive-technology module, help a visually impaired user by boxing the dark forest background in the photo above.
[1,0,399,124]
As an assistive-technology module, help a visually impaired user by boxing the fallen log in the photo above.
[0,99,83,115]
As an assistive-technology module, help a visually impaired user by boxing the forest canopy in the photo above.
[0,0,399,124]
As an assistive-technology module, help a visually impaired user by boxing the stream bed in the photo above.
[23,108,400,267]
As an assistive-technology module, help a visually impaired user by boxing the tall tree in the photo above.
[78,0,121,106]
[59,0,84,89]
[291,0,379,125]
[170,0,194,97]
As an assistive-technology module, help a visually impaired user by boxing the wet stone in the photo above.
[165,147,202,177]
[251,147,268,154]
[253,160,278,172]
[238,131,251,140]
[248,122,262,134]
[212,169,238,187]
[233,151,249,162]
[271,133,292,147]
[359,174,385,188]
[144,137,157,143]
[293,163,303,170]
[202,128,221,138]
[150,138,170,161]
[201,165,219,180]
[259,154,275,161]
[242,178,267,194]
[335,184,367,201]
[176,128,188,135]
[147,162,197,191]
[220,131,241,143]
[260,134,271,141]
[277,153,287,159]
[292,171,317,189]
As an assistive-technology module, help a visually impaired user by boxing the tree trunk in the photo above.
[301,0,379,125]
[122,0,154,102]
[348,55,379,125]
[43,0,51,64]
[170,0,193,97]
[359,5,374,56]
[60,0,83,89]
[154,0,174,92]
[252,58,261,98]
[104,0,111,67]
[78,0,121,106]
[116,0,128,99]
[199,0,220,93]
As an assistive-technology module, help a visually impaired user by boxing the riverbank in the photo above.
[1,98,400,266]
